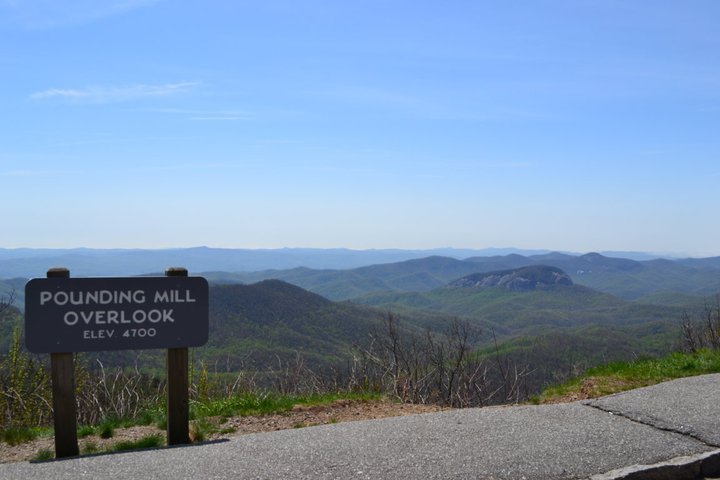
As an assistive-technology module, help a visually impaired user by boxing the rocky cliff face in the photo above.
[448,266,573,292]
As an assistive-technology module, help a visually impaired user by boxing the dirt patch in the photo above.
[0,399,446,464]
[539,376,647,404]
[219,399,444,435]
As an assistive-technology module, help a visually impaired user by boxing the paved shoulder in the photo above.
[588,373,720,447]
[0,402,712,480]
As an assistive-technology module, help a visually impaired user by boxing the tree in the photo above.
[681,295,720,352]
[359,313,530,407]
[0,289,15,317]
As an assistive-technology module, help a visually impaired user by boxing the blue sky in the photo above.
[1,1,718,256]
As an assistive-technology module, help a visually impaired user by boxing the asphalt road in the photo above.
[589,374,720,447]
[1,374,719,480]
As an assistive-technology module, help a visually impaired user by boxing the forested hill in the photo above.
[207,280,402,370]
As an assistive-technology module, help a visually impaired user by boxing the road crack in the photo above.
[584,401,720,449]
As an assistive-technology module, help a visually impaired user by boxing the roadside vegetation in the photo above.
[533,348,720,403]
[534,298,720,403]
[0,326,385,453]
[1,289,719,461]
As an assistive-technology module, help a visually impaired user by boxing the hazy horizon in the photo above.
[0,244,709,260]
[2,1,719,256]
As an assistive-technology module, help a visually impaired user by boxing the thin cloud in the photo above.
[29,82,198,103]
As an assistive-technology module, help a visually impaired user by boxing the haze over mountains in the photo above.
[0,246,676,279]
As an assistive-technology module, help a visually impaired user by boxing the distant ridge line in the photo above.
[0,246,704,280]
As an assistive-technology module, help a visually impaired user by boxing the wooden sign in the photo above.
[25,276,208,353]
[24,268,206,457]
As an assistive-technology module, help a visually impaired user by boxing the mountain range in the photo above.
[0,247,552,277]
[207,252,720,302]
[0,246,683,279]
[2,248,719,400]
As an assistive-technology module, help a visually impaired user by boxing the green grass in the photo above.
[0,426,51,446]
[136,407,166,428]
[74,409,167,440]
[111,434,164,452]
[98,422,115,439]
[81,440,99,455]
[31,448,54,462]
[534,348,720,403]
[1,426,38,446]
[77,425,96,438]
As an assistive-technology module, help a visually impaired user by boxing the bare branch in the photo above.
[0,289,17,316]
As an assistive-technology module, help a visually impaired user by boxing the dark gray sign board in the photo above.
[25,276,209,353]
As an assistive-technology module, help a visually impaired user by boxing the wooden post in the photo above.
[48,268,79,458]
[166,267,190,445]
